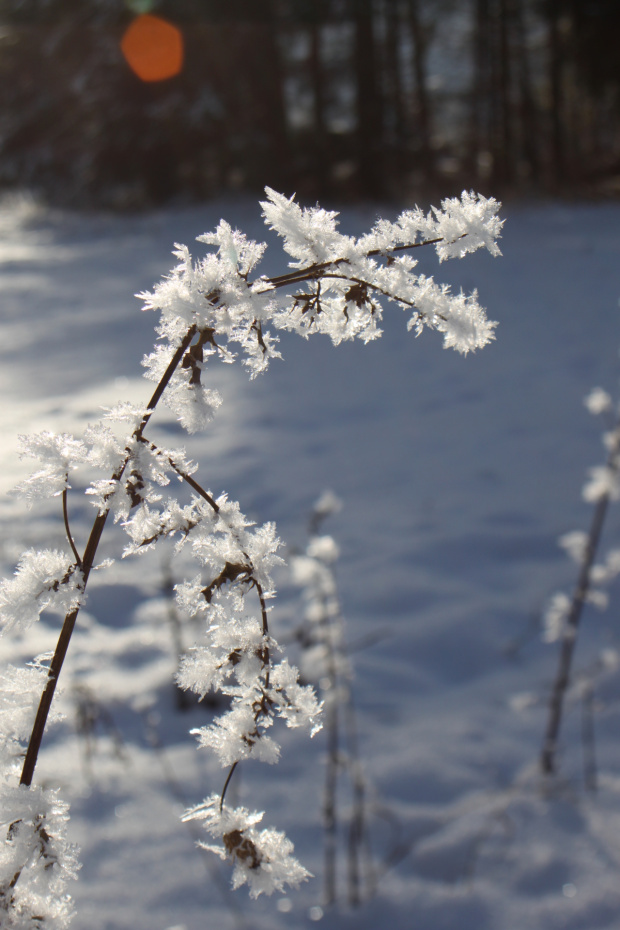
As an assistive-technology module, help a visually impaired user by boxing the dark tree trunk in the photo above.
[407,0,433,180]
[548,0,566,185]
[309,13,330,194]
[497,0,514,185]
[471,0,491,179]
[353,0,384,196]
[513,0,540,183]
[249,0,292,190]
[383,0,407,173]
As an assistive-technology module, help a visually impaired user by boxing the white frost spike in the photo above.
[0,664,50,749]
[192,700,281,767]
[432,190,504,261]
[197,220,267,277]
[15,432,88,504]
[586,588,609,610]
[313,489,342,518]
[583,465,620,503]
[0,550,83,634]
[543,592,571,643]
[0,783,79,929]
[269,660,323,735]
[307,535,339,563]
[261,188,349,267]
[183,794,311,898]
[585,387,612,416]
[558,530,589,564]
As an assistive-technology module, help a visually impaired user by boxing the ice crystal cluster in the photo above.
[0,189,501,923]
[0,667,78,929]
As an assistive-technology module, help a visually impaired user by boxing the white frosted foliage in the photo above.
[584,387,612,415]
[0,664,50,751]
[15,433,88,504]
[182,795,310,898]
[558,530,589,564]
[0,187,502,911]
[543,592,571,643]
[0,550,83,635]
[0,784,79,930]
[583,465,620,503]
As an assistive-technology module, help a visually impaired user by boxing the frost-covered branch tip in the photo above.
[183,796,311,898]
[139,188,501,415]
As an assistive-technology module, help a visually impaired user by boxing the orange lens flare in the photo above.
[121,14,183,83]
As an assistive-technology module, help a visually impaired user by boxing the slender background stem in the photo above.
[540,425,620,776]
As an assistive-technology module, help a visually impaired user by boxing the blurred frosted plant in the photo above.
[584,387,612,416]
[0,188,501,919]
[541,382,620,776]
[291,492,374,907]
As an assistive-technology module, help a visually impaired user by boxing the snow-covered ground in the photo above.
[2,191,620,930]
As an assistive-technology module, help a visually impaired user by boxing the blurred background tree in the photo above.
[0,0,617,207]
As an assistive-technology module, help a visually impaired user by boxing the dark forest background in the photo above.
[0,0,618,207]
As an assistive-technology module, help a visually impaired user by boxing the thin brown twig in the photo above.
[257,235,448,291]
[320,273,417,308]
[220,762,239,811]
[218,578,270,811]
[137,435,220,513]
[62,487,81,568]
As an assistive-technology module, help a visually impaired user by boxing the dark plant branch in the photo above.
[220,761,239,811]
[137,436,220,513]
[258,234,450,291]
[218,577,271,811]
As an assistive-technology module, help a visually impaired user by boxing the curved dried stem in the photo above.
[62,488,81,568]
[320,273,417,309]
[220,761,239,811]
[137,435,220,513]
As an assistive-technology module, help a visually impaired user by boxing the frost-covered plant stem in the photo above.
[541,398,620,776]
[20,192,502,790]
[1,188,502,918]
[291,494,373,907]
[20,326,197,787]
